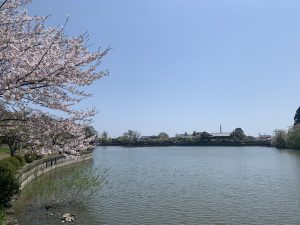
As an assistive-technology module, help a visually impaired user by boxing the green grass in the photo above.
[0,146,9,153]
[0,146,10,160]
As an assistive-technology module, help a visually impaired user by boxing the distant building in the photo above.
[209,133,231,138]
[257,134,271,142]
[140,136,157,140]
[209,125,231,137]
[178,134,194,139]
[208,132,232,143]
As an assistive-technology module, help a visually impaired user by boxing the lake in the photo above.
[15,146,300,225]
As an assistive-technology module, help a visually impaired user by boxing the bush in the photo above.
[286,127,300,150]
[5,157,21,170]
[0,160,17,174]
[24,165,107,209]
[24,153,38,163]
[36,154,43,160]
[0,158,20,207]
[14,155,25,166]
[271,129,287,149]
[0,170,19,207]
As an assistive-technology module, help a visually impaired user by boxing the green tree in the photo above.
[271,129,287,149]
[100,131,109,143]
[294,106,300,125]
[230,128,247,142]
[157,132,169,140]
[286,127,300,150]
[119,130,140,144]
[201,132,211,138]
[0,159,20,207]
[123,130,140,140]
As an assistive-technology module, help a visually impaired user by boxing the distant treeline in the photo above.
[272,106,300,150]
[271,107,300,150]
[97,128,271,147]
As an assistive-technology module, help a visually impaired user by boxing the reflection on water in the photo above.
[15,146,300,225]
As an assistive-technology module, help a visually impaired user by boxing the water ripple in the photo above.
[15,146,300,225]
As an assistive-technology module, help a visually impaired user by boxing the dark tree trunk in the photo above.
[10,146,15,157]
[8,141,16,157]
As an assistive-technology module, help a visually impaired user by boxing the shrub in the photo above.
[14,155,25,166]
[5,157,21,170]
[36,154,43,160]
[286,127,300,150]
[0,170,19,207]
[24,165,107,209]
[0,158,20,207]
[271,129,287,149]
[0,160,16,174]
[24,153,38,163]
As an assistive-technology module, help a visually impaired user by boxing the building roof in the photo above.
[209,133,231,137]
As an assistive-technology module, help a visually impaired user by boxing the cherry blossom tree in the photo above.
[1,0,109,112]
[25,112,95,155]
[0,106,27,156]
[0,102,97,156]
[0,0,109,156]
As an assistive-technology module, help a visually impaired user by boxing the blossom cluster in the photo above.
[0,0,107,155]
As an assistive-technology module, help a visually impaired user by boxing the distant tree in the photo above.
[230,128,247,142]
[157,132,169,140]
[201,131,211,138]
[192,131,196,136]
[271,129,287,149]
[101,131,108,139]
[294,106,300,126]
[100,131,109,143]
[286,127,300,150]
[84,126,98,138]
[0,107,29,156]
[117,130,140,145]
[123,130,140,140]
[1,128,22,157]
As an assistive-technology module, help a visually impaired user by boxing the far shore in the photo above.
[97,142,271,147]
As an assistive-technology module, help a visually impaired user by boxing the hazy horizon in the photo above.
[29,0,300,137]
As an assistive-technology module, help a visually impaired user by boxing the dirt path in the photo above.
[0,152,9,160]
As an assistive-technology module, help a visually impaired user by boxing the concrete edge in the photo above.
[4,151,93,225]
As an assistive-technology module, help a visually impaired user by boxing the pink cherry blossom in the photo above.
[0,0,107,155]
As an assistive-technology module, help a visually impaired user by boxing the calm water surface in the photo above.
[15,146,300,225]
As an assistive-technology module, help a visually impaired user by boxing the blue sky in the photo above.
[29,0,300,137]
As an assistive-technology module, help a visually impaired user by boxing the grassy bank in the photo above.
[0,146,10,160]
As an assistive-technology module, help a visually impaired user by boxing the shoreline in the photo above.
[98,143,271,147]
[4,151,93,225]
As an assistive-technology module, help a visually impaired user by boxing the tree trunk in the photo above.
[10,147,15,157]
[8,141,16,157]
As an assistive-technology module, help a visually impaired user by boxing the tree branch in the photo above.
[0,0,8,10]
